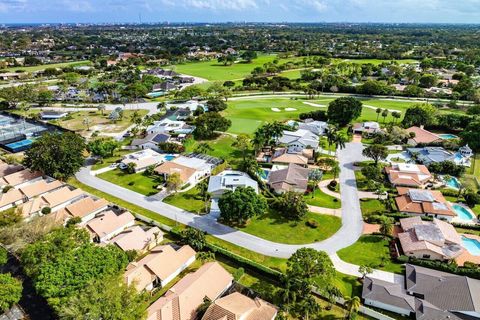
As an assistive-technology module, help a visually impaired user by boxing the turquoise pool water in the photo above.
[452,204,474,221]
[259,169,270,180]
[6,139,33,151]
[462,237,480,256]
[164,155,175,161]
[439,133,459,140]
[445,176,461,189]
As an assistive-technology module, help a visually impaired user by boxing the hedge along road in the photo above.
[76,141,402,283]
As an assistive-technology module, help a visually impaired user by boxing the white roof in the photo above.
[207,170,258,194]
[397,163,421,173]
[172,156,211,171]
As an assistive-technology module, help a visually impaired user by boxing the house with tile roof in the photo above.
[395,187,456,221]
[398,217,464,261]
[0,179,63,212]
[20,186,85,219]
[147,262,233,320]
[124,244,196,291]
[385,163,432,188]
[85,210,135,243]
[56,196,109,223]
[362,264,480,319]
[155,155,213,187]
[0,169,42,189]
[109,225,163,253]
[201,292,278,320]
[406,126,443,146]
[267,164,310,194]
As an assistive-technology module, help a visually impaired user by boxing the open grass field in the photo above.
[337,235,404,274]
[360,199,388,217]
[239,210,342,245]
[163,186,207,214]
[305,188,342,209]
[91,149,132,170]
[172,54,283,81]
[3,60,92,73]
[183,135,246,165]
[97,169,160,196]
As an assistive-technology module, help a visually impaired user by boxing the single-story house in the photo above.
[0,179,63,212]
[154,161,197,186]
[362,264,480,319]
[147,262,233,320]
[406,126,443,145]
[278,129,319,153]
[119,149,163,172]
[40,111,69,120]
[407,146,472,167]
[288,119,328,136]
[267,147,313,167]
[208,170,258,199]
[397,216,464,261]
[0,169,43,189]
[124,244,196,292]
[0,189,24,212]
[146,119,195,135]
[20,186,85,219]
[109,225,162,253]
[130,133,171,150]
[352,122,382,135]
[395,187,456,221]
[85,210,135,243]
[385,163,432,188]
[267,163,310,194]
[56,196,109,224]
[202,292,278,320]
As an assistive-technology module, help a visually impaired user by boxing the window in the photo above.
[422,254,430,259]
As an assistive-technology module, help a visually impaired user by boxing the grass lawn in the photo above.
[51,110,148,134]
[172,54,280,81]
[163,186,207,214]
[360,199,387,217]
[239,210,341,245]
[91,149,132,170]
[337,235,404,274]
[304,188,341,209]
[3,60,91,73]
[184,135,247,166]
[97,169,160,196]
[332,58,418,66]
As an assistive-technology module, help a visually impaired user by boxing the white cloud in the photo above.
[184,0,258,10]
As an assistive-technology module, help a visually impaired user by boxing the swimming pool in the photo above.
[164,155,176,161]
[452,204,474,221]
[439,133,459,140]
[259,169,270,180]
[444,176,461,189]
[462,237,480,256]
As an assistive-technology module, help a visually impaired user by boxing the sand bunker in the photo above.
[285,108,297,111]
[271,108,281,112]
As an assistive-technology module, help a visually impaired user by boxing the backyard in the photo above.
[337,235,404,274]
[97,168,160,196]
[184,135,246,166]
[238,210,342,245]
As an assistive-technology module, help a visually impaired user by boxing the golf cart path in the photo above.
[77,142,402,283]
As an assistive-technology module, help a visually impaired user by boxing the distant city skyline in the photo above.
[0,0,479,24]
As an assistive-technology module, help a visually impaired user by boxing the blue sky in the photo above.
[1,0,479,23]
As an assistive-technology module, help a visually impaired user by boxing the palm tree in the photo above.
[375,108,382,122]
[379,217,393,239]
[97,104,106,116]
[334,133,347,151]
[194,142,213,154]
[344,296,361,319]
[325,126,337,151]
[83,117,91,131]
[130,110,142,126]
[392,111,401,124]
[381,109,389,124]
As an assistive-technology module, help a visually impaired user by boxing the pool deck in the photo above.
[450,203,478,225]
[456,234,480,266]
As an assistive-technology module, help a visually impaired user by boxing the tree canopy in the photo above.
[401,103,437,128]
[193,112,231,139]
[0,273,22,312]
[218,187,267,225]
[327,97,363,126]
[23,132,86,180]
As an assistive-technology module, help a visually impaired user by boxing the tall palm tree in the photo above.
[334,133,347,151]
[344,296,361,319]
[381,109,389,124]
[375,108,382,122]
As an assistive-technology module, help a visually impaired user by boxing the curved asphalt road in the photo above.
[76,142,402,282]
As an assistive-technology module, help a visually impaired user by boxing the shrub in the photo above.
[2,185,13,193]
[41,207,51,215]
[128,181,135,186]
[66,216,81,227]
[328,180,337,189]
[306,219,319,228]
[0,247,7,266]
[233,267,245,281]
[396,255,409,263]
[464,193,480,207]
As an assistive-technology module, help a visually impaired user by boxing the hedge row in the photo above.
[408,258,480,280]
[451,222,480,231]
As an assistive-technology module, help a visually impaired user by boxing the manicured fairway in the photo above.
[239,211,342,244]
[4,60,91,72]
[172,54,280,81]
[332,58,418,65]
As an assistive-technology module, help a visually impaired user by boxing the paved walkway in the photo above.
[319,179,341,199]
[308,205,341,217]
[76,142,402,282]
